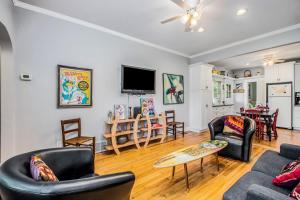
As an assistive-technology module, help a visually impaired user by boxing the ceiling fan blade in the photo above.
[161,15,183,24]
[170,0,191,9]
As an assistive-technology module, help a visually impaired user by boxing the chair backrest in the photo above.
[0,148,94,199]
[244,109,261,123]
[165,110,175,124]
[61,118,81,143]
[272,109,279,130]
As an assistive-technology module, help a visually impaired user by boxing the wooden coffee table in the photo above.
[154,140,228,190]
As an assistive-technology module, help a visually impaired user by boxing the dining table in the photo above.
[238,109,277,141]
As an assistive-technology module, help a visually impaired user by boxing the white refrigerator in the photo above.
[267,82,292,129]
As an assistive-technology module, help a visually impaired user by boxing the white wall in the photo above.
[0,0,17,163]
[12,8,189,154]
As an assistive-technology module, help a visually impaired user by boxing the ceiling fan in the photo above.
[263,55,285,66]
[161,0,210,32]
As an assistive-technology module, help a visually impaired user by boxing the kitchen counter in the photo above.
[212,104,234,107]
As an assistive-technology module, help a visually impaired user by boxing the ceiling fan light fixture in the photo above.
[198,27,205,32]
[236,8,247,16]
[192,11,199,18]
[190,18,198,27]
[181,14,190,24]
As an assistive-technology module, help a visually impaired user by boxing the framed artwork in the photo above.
[163,73,184,105]
[114,104,127,120]
[57,65,93,108]
[140,97,155,117]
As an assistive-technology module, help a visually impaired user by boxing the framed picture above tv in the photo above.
[57,65,93,108]
[163,73,184,105]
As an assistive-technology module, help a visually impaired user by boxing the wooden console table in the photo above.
[104,113,167,155]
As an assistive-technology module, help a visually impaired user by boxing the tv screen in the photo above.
[121,65,156,94]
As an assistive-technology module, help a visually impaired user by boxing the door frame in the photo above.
[266,82,293,129]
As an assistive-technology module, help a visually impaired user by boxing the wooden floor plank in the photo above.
[95,129,300,200]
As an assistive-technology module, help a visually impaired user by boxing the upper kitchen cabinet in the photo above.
[224,78,234,105]
[264,62,295,83]
[189,64,213,91]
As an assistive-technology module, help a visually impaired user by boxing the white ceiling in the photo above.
[211,42,300,70]
[19,0,300,56]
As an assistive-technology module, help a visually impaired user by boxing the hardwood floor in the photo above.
[95,129,300,200]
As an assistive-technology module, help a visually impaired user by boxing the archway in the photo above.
[0,21,13,163]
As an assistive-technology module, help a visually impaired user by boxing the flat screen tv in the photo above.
[121,65,156,94]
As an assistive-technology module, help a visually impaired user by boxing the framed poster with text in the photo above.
[57,65,93,108]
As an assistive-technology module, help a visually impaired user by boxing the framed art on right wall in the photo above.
[163,73,184,105]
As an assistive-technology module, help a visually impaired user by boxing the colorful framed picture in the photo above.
[57,65,93,108]
[163,73,184,105]
[140,97,155,117]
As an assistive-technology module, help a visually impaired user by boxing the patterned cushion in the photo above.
[30,155,59,182]
[223,116,245,137]
[273,160,300,188]
[290,182,300,199]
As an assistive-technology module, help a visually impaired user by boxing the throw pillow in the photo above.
[30,155,59,182]
[223,116,245,137]
[273,160,300,188]
[290,182,300,199]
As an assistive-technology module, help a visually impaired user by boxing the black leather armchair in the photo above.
[208,116,256,162]
[0,148,135,200]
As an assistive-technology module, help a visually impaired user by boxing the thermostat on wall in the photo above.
[20,74,32,81]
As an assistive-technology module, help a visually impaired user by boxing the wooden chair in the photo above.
[244,109,264,140]
[61,118,96,156]
[261,108,279,140]
[165,110,184,140]
[272,109,279,139]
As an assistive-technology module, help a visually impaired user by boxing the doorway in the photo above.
[0,22,14,163]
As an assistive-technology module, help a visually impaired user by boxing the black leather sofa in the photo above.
[223,144,300,200]
[0,147,135,200]
[208,116,256,162]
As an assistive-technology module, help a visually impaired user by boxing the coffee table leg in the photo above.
[171,166,175,179]
[200,158,203,173]
[184,163,190,191]
[216,153,219,171]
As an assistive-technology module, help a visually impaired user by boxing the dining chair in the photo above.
[165,110,184,140]
[260,109,279,140]
[244,109,264,140]
[272,109,279,139]
[61,118,96,155]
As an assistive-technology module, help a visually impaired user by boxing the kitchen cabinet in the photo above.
[189,64,213,132]
[213,77,223,105]
[212,75,234,106]
[212,106,234,119]
[264,62,295,83]
[224,78,234,105]
[189,64,212,91]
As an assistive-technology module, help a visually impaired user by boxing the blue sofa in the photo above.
[223,143,300,200]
